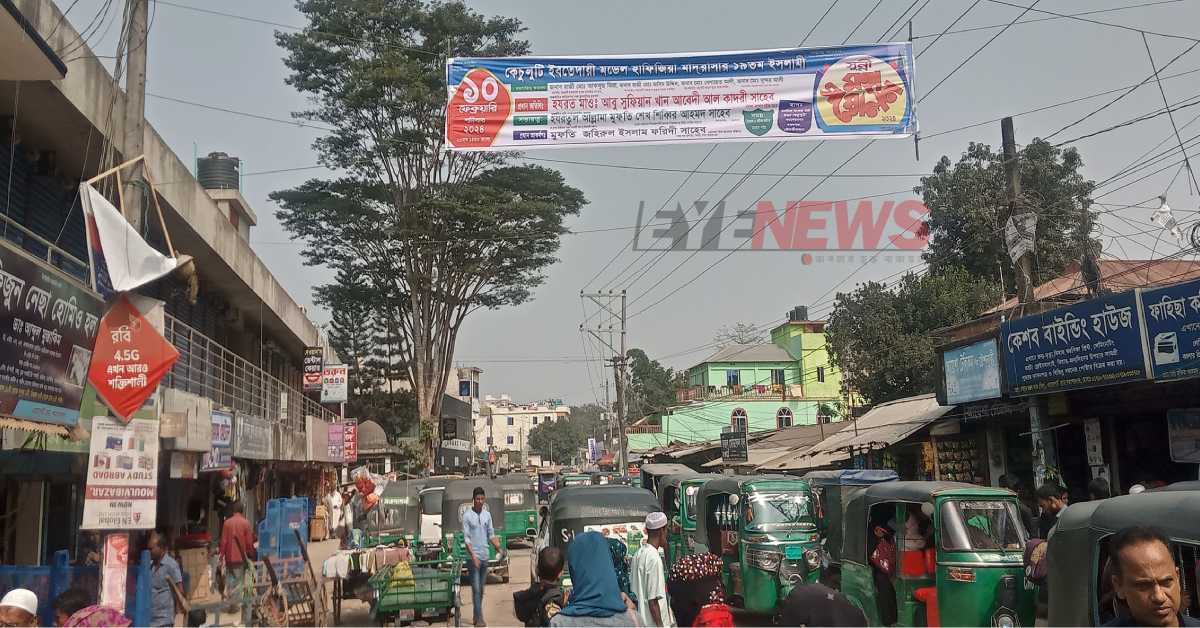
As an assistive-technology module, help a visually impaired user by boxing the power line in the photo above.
[919,0,1043,102]
[911,0,1185,40]
[983,0,1200,43]
[146,92,335,132]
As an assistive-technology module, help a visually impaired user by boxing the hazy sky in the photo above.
[59,0,1200,404]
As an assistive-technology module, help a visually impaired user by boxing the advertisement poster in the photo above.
[1084,418,1104,466]
[0,240,103,425]
[1140,278,1200,381]
[233,414,273,460]
[82,417,159,530]
[303,347,323,392]
[942,338,1002,404]
[320,364,348,403]
[1167,408,1200,464]
[100,532,129,611]
[1001,289,1150,396]
[87,295,179,421]
[200,410,233,471]
[328,421,344,461]
[446,43,916,151]
[343,421,358,462]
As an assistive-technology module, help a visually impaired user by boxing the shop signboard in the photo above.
[1001,289,1150,396]
[320,364,348,403]
[82,416,159,530]
[0,240,103,426]
[302,347,323,392]
[233,413,273,460]
[1166,409,1200,464]
[201,410,233,471]
[720,429,748,463]
[1140,278,1200,381]
[328,421,344,462]
[306,416,330,462]
[343,421,358,462]
[88,294,179,422]
[445,43,917,151]
[942,337,1002,404]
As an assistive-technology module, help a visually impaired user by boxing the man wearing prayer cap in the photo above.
[0,588,39,627]
[632,512,676,627]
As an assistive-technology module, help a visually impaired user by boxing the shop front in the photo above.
[232,413,274,525]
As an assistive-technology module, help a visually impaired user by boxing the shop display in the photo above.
[936,437,985,484]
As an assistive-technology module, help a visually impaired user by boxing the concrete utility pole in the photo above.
[1004,117,1058,488]
[122,0,149,230]
[580,290,629,475]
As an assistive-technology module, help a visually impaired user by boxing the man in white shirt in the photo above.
[632,511,676,628]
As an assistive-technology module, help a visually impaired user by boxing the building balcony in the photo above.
[675,384,804,402]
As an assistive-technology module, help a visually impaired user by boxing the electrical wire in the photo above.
[911,0,1185,40]
[983,0,1200,43]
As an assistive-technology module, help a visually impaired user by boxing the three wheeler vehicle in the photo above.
[640,463,695,495]
[658,472,719,567]
[530,484,659,585]
[803,469,898,567]
[368,479,425,548]
[416,475,462,546]
[440,479,510,582]
[497,473,538,546]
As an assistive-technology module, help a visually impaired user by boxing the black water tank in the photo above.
[789,305,809,322]
[197,152,240,190]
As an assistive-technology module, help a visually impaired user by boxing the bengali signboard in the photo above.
[942,338,1002,404]
[1140,278,1200,381]
[328,421,344,462]
[445,43,916,151]
[343,421,358,462]
[232,413,273,460]
[88,295,179,422]
[200,410,233,471]
[303,347,323,392]
[1001,290,1150,396]
[320,364,348,403]
[720,429,749,463]
[82,417,159,530]
[0,241,103,425]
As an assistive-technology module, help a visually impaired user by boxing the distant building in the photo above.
[478,395,571,464]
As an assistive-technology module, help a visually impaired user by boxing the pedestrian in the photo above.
[52,588,91,627]
[631,512,675,628]
[1089,477,1113,501]
[607,538,637,611]
[514,546,565,627]
[550,531,641,627]
[0,589,38,627]
[666,553,731,628]
[1104,526,1200,627]
[777,565,868,627]
[147,531,184,627]
[1035,481,1069,538]
[218,501,256,626]
[464,486,503,627]
[59,605,132,628]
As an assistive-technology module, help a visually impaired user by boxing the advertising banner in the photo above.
[200,410,233,471]
[233,413,273,460]
[88,295,179,422]
[328,422,344,462]
[82,417,159,530]
[303,347,323,392]
[343,421,358,462]
[1001,289,1150,396]
[0,241,103,425]
[1167,409,1200,463]
[1140,278,1200,381]
[320,364,348,403]
[942,338,1002,404]
[446,43,916,151]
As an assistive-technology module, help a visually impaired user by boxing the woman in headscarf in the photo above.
[667,553,733,628]
[607,537,638,611]
[551,532,641,627]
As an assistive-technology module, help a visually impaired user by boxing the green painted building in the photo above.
[630,311,845,450]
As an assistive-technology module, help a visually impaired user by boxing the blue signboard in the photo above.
[943,338,1002,404]
[1141,278,1200,382]
[1001,290,1150,396]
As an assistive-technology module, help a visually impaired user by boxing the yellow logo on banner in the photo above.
[815,55,908,131]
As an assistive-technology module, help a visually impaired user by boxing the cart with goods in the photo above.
[369,557,463,626]
[245,531,328,626]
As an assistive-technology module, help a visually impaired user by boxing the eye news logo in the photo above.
[633,198,930,264]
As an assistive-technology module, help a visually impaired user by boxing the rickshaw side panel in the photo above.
[840,561,881,627]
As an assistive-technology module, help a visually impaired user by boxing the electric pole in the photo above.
[122,0,149,230]
[1003,117,1058,488]
[580,290,629,475]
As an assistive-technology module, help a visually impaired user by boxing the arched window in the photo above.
[731,408,748,432]
[776,407,794,429]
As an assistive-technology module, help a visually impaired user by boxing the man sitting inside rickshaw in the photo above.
[1104,526,1200,627]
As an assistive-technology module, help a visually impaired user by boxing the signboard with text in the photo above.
[328,421,344,461]
[1141,278,1200,381]
[720,429,749,463]
[943,338,1002,404]
[200,410,233,471]
[1001,290,1150,396]
[88,295,179,422]
[303,347,323,392]
[320,364,348,403]
[446,43,916,151]
[343,421,358,462]
[82,417,159,530]
[233,413,273,460]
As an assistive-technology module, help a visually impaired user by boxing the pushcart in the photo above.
[369,558,462,627]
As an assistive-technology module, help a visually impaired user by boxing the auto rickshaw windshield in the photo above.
[939,500,1027,551]
[420,489,444,515]
[746,490,816,531]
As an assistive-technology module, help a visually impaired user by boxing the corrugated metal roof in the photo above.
[702,446,793,468]
[698,343,795,364]
[987,260,1200,314]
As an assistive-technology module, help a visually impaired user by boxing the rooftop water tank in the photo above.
[197,152,240,190]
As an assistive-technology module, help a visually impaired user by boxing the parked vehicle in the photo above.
[417,476,462,546]
[803,469,898,567]
[691,475,822,614]
[530,484,659,585]
[1048,490,1200,626]
[368,479,425,547]
[537,469,559,503]
[640,462,695,495]
[658,472,720,567]
[497,473,538,546]
[838,481,1033,627]
[440,479,510,582]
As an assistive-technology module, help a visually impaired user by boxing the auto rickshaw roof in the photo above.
[497,473,534,486]
[441,479,507,531]
[421,475,462,490]
[659,472,718,491]
[443,478,504,500]
[549,485,660,526]
[861,480,998,506]
[700,474,805,495]
[1151,480,1200,492]
[640,463,694,476]
[802,469,899,486]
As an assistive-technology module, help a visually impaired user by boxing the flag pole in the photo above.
[86,155,146,186]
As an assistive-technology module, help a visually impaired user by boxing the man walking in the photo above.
[219,501,256,625]
[1035,482,1069,538]
[464,486,502,627]
[148,531,183,627]
[632,512,675,628]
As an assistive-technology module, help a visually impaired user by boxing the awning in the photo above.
[1,0,68,80]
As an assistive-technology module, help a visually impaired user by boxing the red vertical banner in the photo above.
[343,421,358,462]
[100,532,129,611]
[88,295,179,421]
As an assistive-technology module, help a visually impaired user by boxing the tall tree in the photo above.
[273,1,586,466]
[527,404,606,464]
[625,348,677,418]
[713,322,765,347]
[320,265,383,399]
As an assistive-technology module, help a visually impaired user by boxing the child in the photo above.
[515,547,565,627]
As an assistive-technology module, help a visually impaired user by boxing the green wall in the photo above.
[629,399,823,450]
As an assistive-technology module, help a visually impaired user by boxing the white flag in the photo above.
[1151,197,1184,246]
[78,183,178,297]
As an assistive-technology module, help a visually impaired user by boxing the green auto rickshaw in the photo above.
[840,482,1033,627]
[658,472,720,567]
[640,463,694,496]
[367,479,426,547]
[498,473,538,546]
[692,475,823,614]
[440,479,510,582]
[1048,489,1200,626]
[803,469,898,567]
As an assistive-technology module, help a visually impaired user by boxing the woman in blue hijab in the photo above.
[551,532,641,627]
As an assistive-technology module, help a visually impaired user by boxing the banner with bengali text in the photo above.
[445,43,916,151]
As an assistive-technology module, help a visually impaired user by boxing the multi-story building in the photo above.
[629,307,845,450]
[478,395,570,463]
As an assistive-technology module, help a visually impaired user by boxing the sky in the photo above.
[57,0,1200,405]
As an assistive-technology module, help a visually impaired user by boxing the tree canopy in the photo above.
[713,322,765,348]
[626,348,679,418]
[526,404,607,465]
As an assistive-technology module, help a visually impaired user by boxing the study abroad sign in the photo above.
[82,417,159,530]
[445,43,916,151]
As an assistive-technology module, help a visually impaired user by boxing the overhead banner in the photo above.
[82,417,159,530]
[303,347,323,392]
[445,43,916,151]
[1001,289,1151,396]
[1141,278,1200,381]
[0,241,103,426]
[320,364,348,403]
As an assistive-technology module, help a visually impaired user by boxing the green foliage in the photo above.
[626,348,679,417]
[826,269,1000,404]
[527,404,607,464]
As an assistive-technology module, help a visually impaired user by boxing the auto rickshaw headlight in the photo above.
[745,547,782,572]
[804,549,821,570]
[995,613,1016,628]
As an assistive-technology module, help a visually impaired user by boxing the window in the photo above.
[486,436,493,445]
[817,367,826,383]
[776,407,793,428]
[731,408,748,432]
[771,369,786,386]
[507,435,514,445]
[507,416,514,426]
[472,381,479,398]
[546,415,552,422]
[229,209,239,229]
[726,370,740,386]
[533,417,538,425]
[940,500,1027,551]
